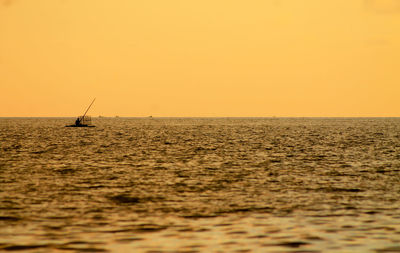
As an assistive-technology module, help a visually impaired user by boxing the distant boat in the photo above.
[66,98,96,128]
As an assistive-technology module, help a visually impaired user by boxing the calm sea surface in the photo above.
[1,117,400,253]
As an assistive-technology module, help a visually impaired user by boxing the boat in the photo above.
[66,98,96,127]
[65,115,95,127]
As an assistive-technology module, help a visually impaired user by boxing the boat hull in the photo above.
[65,124,95,128]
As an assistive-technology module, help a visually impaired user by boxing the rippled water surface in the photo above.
[1,117,400,252]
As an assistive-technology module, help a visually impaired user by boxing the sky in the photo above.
[1,0,400,117]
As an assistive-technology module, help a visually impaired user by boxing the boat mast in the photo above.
[82,98,96,118]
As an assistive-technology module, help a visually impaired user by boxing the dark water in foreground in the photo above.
[1,117,400,253]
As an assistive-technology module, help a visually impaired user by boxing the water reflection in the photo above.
[0,118,400,252]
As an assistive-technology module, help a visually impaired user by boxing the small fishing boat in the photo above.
[66,98,96,128]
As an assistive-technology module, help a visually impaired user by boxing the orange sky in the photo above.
[1,0,400,117]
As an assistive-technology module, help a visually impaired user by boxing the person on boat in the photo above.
[75,117,81,126]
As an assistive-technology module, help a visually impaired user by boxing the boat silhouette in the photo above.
[66,98,96,127]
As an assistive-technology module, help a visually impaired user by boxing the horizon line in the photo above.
[1,116,400,118]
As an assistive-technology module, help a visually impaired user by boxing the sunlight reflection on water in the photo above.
[1,117,400,252]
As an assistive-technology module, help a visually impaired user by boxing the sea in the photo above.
[1,117,400,253]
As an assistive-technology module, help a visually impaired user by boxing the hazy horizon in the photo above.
[2,115,400,119]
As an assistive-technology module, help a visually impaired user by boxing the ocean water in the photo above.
[1,117,400,253]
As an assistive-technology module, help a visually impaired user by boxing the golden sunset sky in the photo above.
[1,0,399,117]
